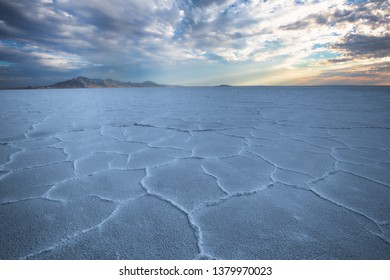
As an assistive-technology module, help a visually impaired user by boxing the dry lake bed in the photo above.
[0,86,389,259]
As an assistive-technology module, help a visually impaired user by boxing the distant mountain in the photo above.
[27,76,165,89]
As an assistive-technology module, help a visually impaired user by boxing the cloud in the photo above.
[333,34,390,59]
[280,20,310,30]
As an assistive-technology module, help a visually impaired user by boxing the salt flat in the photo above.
[0,86,389,259]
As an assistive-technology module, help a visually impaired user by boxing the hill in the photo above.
[27,77,164,89]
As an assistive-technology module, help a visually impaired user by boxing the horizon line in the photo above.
[1,84,390,90]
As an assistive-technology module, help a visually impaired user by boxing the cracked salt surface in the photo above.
[0,86,389,259]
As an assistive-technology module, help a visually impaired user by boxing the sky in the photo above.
[0,0,389,87]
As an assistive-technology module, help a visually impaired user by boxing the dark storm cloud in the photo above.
[0,1,73,45]
[334,34,390,59]
[74,7,120,32]
[0,1,40,37]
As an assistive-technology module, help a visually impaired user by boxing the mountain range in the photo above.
[26,76,164,89]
